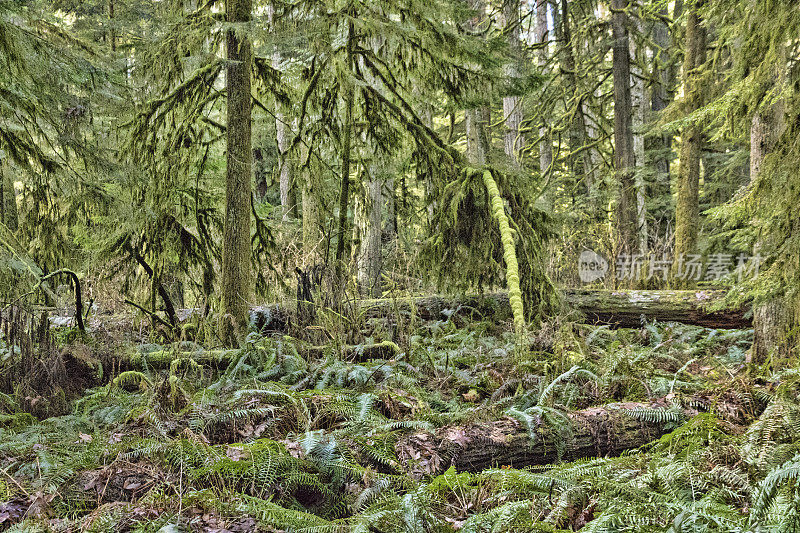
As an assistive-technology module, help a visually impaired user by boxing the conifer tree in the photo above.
[220,0,254,343]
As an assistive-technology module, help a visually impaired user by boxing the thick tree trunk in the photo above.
[749,104,793,363]
[502,0,524,167]
[752,298,795,363]
[465,108,490,166]
[564,288,750,329]
[362,290,749,329]
[611,0,638,268]
[108,0,116,52]
[220,0,253,345]
[397,402,681,476]
[674,4,706,265]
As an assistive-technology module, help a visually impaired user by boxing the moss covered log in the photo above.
[397,402,681,476]
[247,289,750,331]
[567,288,751,329]
[125,342,400,370]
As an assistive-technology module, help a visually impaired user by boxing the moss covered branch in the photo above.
[482,170,525,336]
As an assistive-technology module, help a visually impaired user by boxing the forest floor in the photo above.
[0,309,796,532]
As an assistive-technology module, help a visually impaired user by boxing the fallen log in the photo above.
[368,289,750,329]
[396,402,681,476]
[125,341,400,370]
[249,289,750,331]
[564,288,751,329]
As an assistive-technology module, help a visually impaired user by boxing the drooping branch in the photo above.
[481,169,525,336]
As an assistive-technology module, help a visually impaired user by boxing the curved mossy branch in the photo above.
[481,169,525,336]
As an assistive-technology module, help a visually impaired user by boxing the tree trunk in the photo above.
[674,3,706,266]
[465,0,491,167]
[502,0,524,167]
[420,103,437,227]
[559,0,590,200]
[334,21,356,281]
[465,108,490,166]
[630,18,648,254]
[354,163,383,298]
[267,5,297,221]
[220,0,253,345]
[397,402,684,476]
[650,1,674,197]
[535,0,553,203]
[750,105,793,363]
[0,158,19,231]
[300,142,322,264]
[108,0,116,52]
[611,0,637,269]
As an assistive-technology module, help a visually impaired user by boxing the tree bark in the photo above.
[334,21,356,281]
[354,163,383,298]
[535,0,552,196]
[750,105,792,363]
[107,0,117,52]
[502,0,524,167]
[559,0,590,200]
[0,157,19,231]
[220,0,253,345]
[397,402,682,476]
[465,0,491,167]
[300,141,322,263]
[650,1,675,198]
[674,3,706,266]
[630,17,648,254]
[268,5,297,221]
[611,0,638,269]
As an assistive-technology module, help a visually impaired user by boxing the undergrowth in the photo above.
[3,319,799,532]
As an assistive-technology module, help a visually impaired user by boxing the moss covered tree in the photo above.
[674,1,706,269]
[220,0,254,344]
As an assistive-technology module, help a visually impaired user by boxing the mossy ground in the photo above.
[2,318,797,532]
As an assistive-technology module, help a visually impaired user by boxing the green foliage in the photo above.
[424,166,557,324]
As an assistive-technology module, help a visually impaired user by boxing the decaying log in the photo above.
[126,341,400,369]
[248,289,750,331]
[565,289,751,329]
[364,289,750,329]
[396,402,680,476]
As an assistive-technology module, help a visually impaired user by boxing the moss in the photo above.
[482,170,525,337]
[112,371,153,392]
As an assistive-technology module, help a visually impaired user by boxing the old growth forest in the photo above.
[1,0,800,530]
